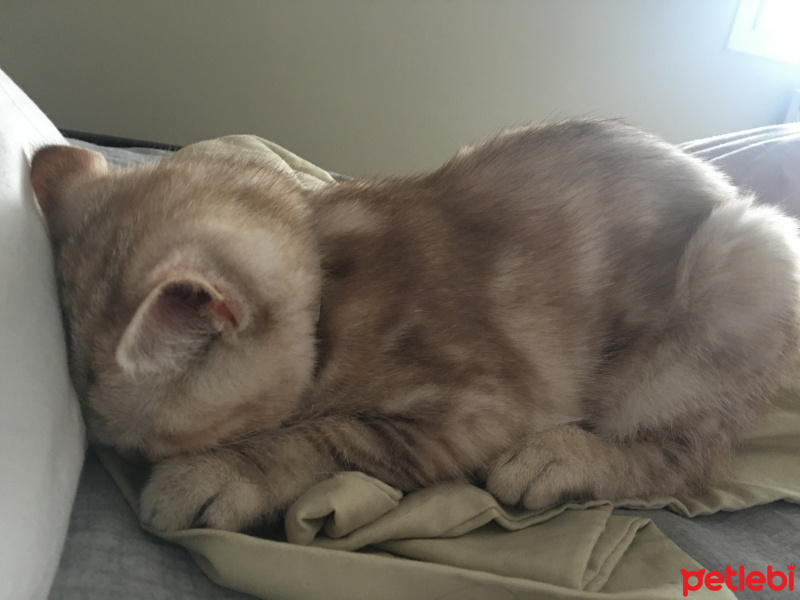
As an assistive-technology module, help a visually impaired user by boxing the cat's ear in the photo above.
[30,145,109,241]
[115,269,244,377]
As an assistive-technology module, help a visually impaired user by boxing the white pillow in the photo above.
[0,69,86,599]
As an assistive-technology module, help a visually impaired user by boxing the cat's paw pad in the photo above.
[140,451,265,532]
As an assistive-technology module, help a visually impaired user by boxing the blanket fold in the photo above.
[100,446,735,599]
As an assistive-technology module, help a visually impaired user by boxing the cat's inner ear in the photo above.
[115,271,243,377]
[30,145,109,241]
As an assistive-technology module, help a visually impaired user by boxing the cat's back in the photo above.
[317,119,733,313]
[435,119,729,227]
[432,119,735,311]
[310,119,740,414]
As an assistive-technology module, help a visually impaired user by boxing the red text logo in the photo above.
[681,564,795,596]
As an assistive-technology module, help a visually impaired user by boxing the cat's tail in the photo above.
[600,192,800,493]
[673,194,800,395]
[489,195,800,510]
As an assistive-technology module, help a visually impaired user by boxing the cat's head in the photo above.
[30,146,322,460]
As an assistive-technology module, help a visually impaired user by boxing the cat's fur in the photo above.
[31,120,800,532]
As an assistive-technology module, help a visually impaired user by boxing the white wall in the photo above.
[1,0,798,175]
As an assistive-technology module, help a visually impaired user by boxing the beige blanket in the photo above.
[98,132,800,600]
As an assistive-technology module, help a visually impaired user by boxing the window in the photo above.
[728,0,800,65]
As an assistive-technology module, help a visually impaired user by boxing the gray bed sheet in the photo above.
[615,506,800,600]
[50,449,256,600]
[49,141,800,600]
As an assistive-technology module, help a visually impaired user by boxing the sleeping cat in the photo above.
[30,119,800,533]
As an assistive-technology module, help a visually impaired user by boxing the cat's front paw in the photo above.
[140,449,267,532]
[486,426,600,510]
[486,446,568,510]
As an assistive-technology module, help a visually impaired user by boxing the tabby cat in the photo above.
[30,120,800,532]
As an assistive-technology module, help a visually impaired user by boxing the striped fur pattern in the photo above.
[31,120,800,532]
